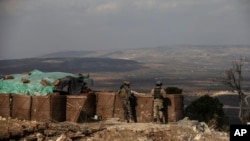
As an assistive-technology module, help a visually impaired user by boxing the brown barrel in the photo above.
[166,94,184,122]
[0,94,11,118]
[12,94,31,120]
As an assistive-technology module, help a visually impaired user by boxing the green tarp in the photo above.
[0,69,93,96]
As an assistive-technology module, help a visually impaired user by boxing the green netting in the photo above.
[0,69,93,96]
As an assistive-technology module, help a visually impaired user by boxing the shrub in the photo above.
[185,95,229,131]
[165,87,182,94]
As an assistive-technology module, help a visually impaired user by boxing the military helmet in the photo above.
[124,80,130,85]
[156,81,162,86]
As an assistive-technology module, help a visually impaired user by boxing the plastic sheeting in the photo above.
[0,69,93,96]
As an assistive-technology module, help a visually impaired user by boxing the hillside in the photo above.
[1,45,250,92]
[0,58,143,74]
[1,45,249,140]
[42,45,250,92]
[41,45,250,65]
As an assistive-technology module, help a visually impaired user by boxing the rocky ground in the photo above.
[0,116,229,141]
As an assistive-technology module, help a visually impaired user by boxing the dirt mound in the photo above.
[0,117,229,141]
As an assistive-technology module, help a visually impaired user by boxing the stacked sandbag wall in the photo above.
[0,93,96,123]
[2,92,115,122]
[0,94,11,118]
[66,92,96,122]
[112,93,184,123]
[113,93,154,122]
[0,92,184,123]
[12,95,32,120]
[31,95,66,122]
[95,92,184,123]
[113,93,123,120]
[166,94,184,122]
[81,92,96,118]
[95,91,116,119]
[96,92,154,122]
[66,95,87,122]
[134,94,153,122]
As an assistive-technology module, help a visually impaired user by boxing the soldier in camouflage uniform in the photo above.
[119,81,136,123]
[151,81,167,123]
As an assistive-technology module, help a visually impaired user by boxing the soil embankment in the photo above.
[0,117,229,141]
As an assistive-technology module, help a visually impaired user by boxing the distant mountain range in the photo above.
[39,45,250,76]
[41,45,250,63]
[1,45,250,92]
[0,58,143,75]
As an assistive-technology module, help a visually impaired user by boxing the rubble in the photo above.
[0,116,229,141]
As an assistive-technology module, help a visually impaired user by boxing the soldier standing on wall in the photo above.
[151,81,167,124]
[119,81,136,123]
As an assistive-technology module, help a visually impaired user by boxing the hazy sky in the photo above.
[0,0,249,60]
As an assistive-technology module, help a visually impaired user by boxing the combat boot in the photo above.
[129,117,135,123]
[153,118,157,123]
[159,118,163,124]
[127,119,129,123]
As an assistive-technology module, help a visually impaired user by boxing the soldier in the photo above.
[119,81,136,123]
[151,81,167,123]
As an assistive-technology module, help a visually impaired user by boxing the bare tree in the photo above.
[219,57,250,124]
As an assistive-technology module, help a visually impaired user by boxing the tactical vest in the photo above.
[154,88,162,99]
[120,85,131,100]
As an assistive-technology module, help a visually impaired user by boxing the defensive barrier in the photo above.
[0,92,184,123]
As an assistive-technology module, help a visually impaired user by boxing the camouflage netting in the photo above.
[0,69,93,96]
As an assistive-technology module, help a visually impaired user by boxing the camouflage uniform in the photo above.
[119,81,135,123]
[151,81,167,123]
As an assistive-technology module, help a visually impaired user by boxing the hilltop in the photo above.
[0,116,229,141]
[1,45,249,140]
[1,45,250,92]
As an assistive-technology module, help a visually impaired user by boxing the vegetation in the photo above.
[165,87,182,94]
[185,95,229,131]
[217,57,250,124]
